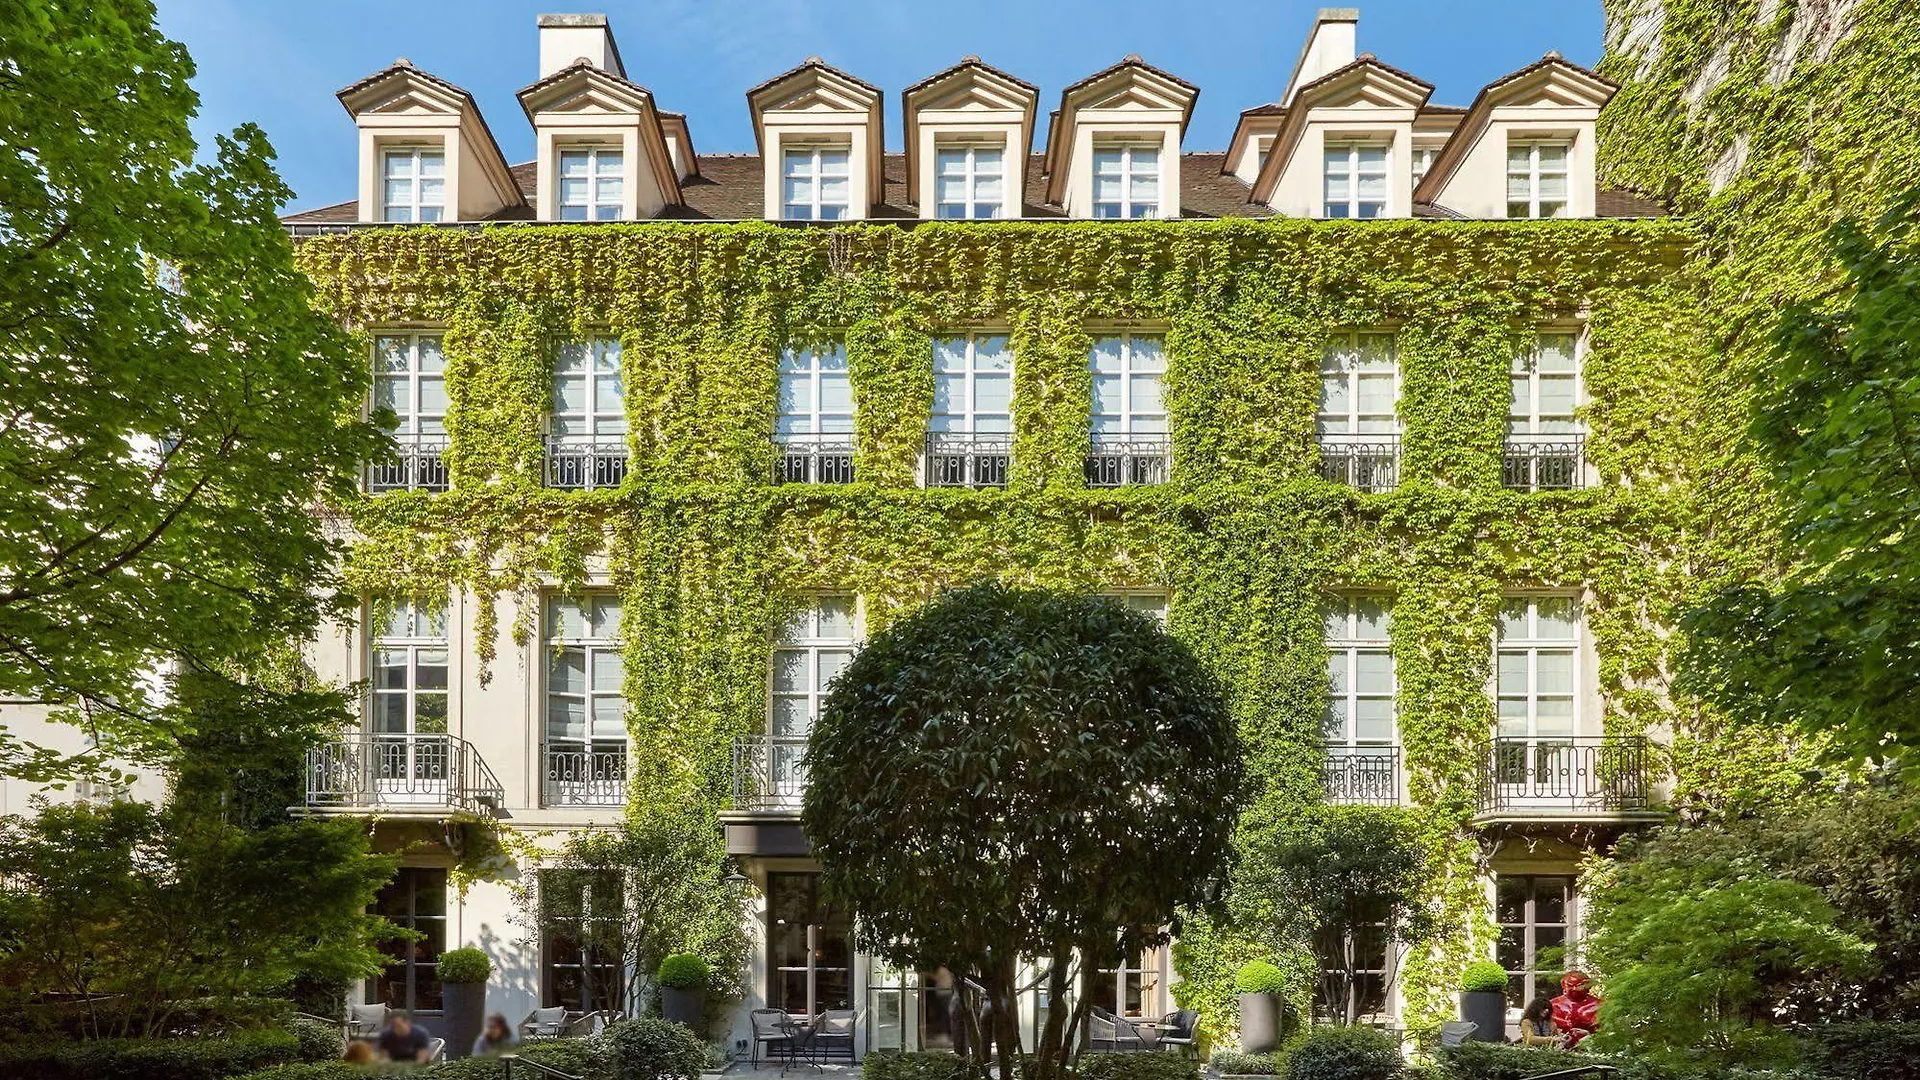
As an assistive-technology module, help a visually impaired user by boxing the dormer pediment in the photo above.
[338,64,470,118]
[750,61,883,119]
[1043,57,1198,211]
[1482,57,1616,112]
[518,63,656,117]
[1063,61,1200,119]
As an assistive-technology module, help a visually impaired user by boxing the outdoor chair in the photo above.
[425,1037,447,1062]
[1438,1020,1477,1047]
[1156,1009,1199,1055]
[1088,1006,1146,1053]
[814,1008,858,1063]
[521,1006,570,1039]
[566,1010,618,1037]
[346,1003,391,1039]
[750,1008,797,1068]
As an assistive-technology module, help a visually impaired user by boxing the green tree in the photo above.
[1230,805,1436,1027]
[0,0,383,777]
[802,584,1244,1080]
[1681,191,1920,767]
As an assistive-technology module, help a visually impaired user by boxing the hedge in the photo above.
[1210,1049,1282,1075]
[1078,1053,1201,1080]
[861,1050,975,1080]
[0,1027,303,1080]
[0,995,296,1041]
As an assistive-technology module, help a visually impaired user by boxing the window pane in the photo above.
[1537,144,1568,169]
[550,649,586,694]
[597,151,624,174]
[1354,698,1394,742]
[1093,149,1123,175]
[1538,375,1576,416]
[1326,654,1348,696]
[817,598,856,639]
[1535,597,1578,638]
[592,651,624,693]
[973,374,1010,413]
[1354,598,1389,638]
[1129,373,1162,415]
[974,336,1011,370]
[936,149,967,176]
[1535,651,1574,694]
[1497,652,1528,696]
[1093,374,1122,415]
[595,374,624,414]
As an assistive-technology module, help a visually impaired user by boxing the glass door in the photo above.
[369,599,449,803]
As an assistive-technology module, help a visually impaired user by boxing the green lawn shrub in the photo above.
[1282,1027,1402,1080]
[0,1027,303,1080]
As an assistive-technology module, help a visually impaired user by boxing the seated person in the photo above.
[343,1039,377,1064]
[1517,995,1566,1047]
[473,1013,518,1056]
[375,1012,433,1064]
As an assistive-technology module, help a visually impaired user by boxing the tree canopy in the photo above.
[0,0,383,776]
[802,584,1243,1080]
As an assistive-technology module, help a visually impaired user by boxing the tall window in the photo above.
[935,145,1004,219]
[776,344,855,484]
[545,594,624,805]
[1112,592,1169,626]
[1314,907,1391,1025]
[381,148,445,223]
[369,333,449,492]
[552,338,625,441]
[371,867,447,1011]
[768,872,853,1017]
[370,600,449,741]
[928,333,1013,487]
[1087,335,1169,486]
[1324,596,1397,806]
[1496,596,1580,744]
[559,147,623,221]
[1497,874,1575,1008]
[1509,332,1581,436]
[1506,142,1570,219]
[1092,143,1159,219]
[1318,332,1398,437]
[1324,143,1388,219]
[540,868,626,1012]
[782,146,851,220]
[770,598,857,742]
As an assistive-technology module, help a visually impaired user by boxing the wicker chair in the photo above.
[1088,1007,1146,1053]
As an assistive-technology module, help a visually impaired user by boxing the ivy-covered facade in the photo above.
[292,214,1709,1045]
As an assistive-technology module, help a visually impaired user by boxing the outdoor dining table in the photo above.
[776,1015,823,1075]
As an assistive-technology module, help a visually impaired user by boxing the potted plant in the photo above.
[1459,960,1509,1043]
[1235,960,1288,1054]
[657,953,711,1030]
[437,947,493,1059]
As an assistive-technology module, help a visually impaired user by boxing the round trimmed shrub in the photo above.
[437,946,493,984]
[1236,960,1290,995]
[1460,961,1508,994]
[606,1016,706,1080]
[656,953,711,990]
[1283,1026,1402,1080]
[288,1016,345,1062]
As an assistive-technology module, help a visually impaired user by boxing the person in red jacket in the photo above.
[1550,970,1601,1047]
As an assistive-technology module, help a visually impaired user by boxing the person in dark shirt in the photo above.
[375,1013,432,1064]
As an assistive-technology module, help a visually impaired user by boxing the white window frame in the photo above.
[369,599,449,737]
[1410,144,1440,189]
[1091,142,1161,219]
[934,143,1006,219]
[769,597,860,740]
[1505,140,1571,219]
[1497,873,1578,1010]
[381,147,445,223]
[1494,595,1582,741]
[1088,335,1168,443]
[1323,141,1389,219]
[1508,330,1585,437]
[543,593,625,755]
[551,337,625,441]
[372,332,446,439]
[782,145,852,221]
[1093,944,1170,1019]
[1324,595,1396,750]
[930,333,1013,436]
[1317,331,1400,437]
[1106,591,1170,627]
[777,343,854,442]
[558,145,625,221]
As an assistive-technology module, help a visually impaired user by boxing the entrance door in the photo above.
[767,872,852,1018]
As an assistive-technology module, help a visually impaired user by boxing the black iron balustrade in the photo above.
[731,734,809,810]
[1318,435,1400,493]
[545,438,629,490]
[304,733,504,813]
[1084,436,1172,487]
[366,436,450,493]
[542,745,628,807]
[1502,434,1587,491]
[924,432,1011,488]
[1323,745,1402,806]
[1477,735,1652,816]
[773,435,856,485]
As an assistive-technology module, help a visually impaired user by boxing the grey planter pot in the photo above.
[661,985,702,1030]
[1460,990,1507,1043]
[443,980,486,1059]
[1238,992,1280,1054]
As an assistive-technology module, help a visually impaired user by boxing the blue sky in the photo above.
[155,1,1605,214]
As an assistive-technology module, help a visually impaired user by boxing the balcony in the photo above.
[774,435,856,485]
[730,734,808,812]
[304,733,503,816]
[924,432,1010,489]
[1318,435,1399,493]
[1502,434,1587,491]
[546,438,629,490]
[1323,745,1401,806]
[542,744,627,807]
[366,436,450,493]
[1476,735,1659,823]
[1085,436,1171,487]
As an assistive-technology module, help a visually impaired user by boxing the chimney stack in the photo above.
[537,14,625,79]
[1281,8,1359,106]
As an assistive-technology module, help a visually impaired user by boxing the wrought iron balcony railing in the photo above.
[773,435,856,485]
[1477,735,1653,817]
[1323,745,1401,806]
[924,432,1011,489]
[304,733,504,814]
[542,745,627,807]
[366,436,450,493]
[731,734,808,811]
[546,438,629,490]
[1317,435,1400,493]
[1084,436,1171,487]
[1502,434,1587,491]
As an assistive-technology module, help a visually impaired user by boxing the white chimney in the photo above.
[1281,8,1359,106]
[537,13,626,79]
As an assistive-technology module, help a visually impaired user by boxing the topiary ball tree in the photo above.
[803,583,1243,1080]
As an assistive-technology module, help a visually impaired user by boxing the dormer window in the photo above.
[1410,144,1438,188]
[782,146,852,221]
[382,148,446,223]
[1092,142,1160,219]
[1324,143,1388,219]
[935,144,1005,220]
[559,147,624,221]
[1506,142,1570,219]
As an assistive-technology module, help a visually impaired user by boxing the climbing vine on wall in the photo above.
[296,217,1703,1038]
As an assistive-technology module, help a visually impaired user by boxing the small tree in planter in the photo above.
[1235,961,1289,1053]
[437,948,493,1059]
[657,953,710,1029]
[1458,961,1508,1044]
